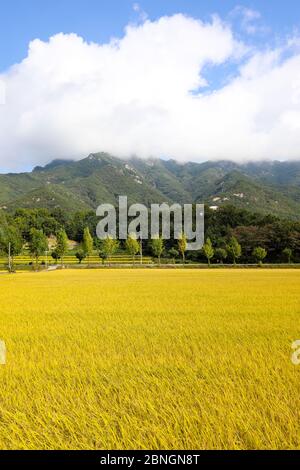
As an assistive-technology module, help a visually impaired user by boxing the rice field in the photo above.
[0,269,299,450]
[0,253,154,267]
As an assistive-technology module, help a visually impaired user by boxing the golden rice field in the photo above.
[0,269,299,450]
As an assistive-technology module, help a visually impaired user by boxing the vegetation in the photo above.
[168,247,179,264]
[151,236,164,265]
[125,235,140,265]
[178,233,187,263]
[202,237,214,266]
[75,249,86,264]
[51,250,59,263]
[55,229,69,266]
[227,237,242,264]
[28,228,48,269]
[99,236,119,266]
[283,247,293,264]
[82,227,93,266]
[2,154,300,220]
[0,225,22,271]
[214,247,227,264]
[0,269,299,449]
[0,203,300,270]
[252,246,267,265]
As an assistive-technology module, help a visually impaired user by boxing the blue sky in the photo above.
[1,0,299,72]
[1,1,300,171]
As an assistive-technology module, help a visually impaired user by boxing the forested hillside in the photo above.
[1,153,300,219]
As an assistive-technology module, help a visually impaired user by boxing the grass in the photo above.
[0,269,299,449]
[0,252,154,267]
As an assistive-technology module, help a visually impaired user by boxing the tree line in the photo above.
[0,204,299,269]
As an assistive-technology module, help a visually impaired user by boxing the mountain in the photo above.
[1,152,300,219]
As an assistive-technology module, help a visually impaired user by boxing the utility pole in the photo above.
[140,239,143,265]
[8,242,11,273]
[45,250,48,269]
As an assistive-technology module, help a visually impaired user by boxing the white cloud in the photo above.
[0,13,300,170]
[229,5,267,35]
[0,78,5,105]
[132,3,148,23]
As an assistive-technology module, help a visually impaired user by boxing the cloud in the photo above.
[230,5,267,35]
[0,13,300,170]
[132,3,148,23]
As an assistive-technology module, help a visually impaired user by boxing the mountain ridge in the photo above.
[1,152,300,219]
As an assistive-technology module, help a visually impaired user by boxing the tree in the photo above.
[169,247,179,264]
[282,247,292,264]
[178,233,187,263]
[51,250,59,263]
[252,246,267,265]
[215,247,227,264]
[99,251,108,264]
[75,249,86,264]
[28,228,48,270]
[67,210,98,242]
[82,227,94,265]
[232,225,269,260]
[14,208,59,240]
[56,229,68,267]
[227,236,242,264]
[202,238,214,266]
[125,234,140,265]
[151,236,164,265]
[0,225,23,272]
[99,236,119,266]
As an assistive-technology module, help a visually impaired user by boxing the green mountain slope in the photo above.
[0,153,300,219]
[5,184,91,212]
[200,171,300,219]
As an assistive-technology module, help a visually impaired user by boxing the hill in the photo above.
[1,153,300,219]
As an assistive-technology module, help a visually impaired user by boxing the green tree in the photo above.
[99,251,108,265]
[125,234,140,265]
[169,247,179,264]
[214,247,227,264]
[56,229,68,267]
[67,210,98,242]
[0,225,23,272]
[178,233,187,263]
[227,236,242,264]
[14,208,59,240]
[51,250,59,263]
[252,246,267,265]
[151,236,164,265]
[282,247,292,264]
[82,227,94,265]
[28,228,48,270]
[99,236,119,266]
[75,249,86,264]
[202,237,214,266]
